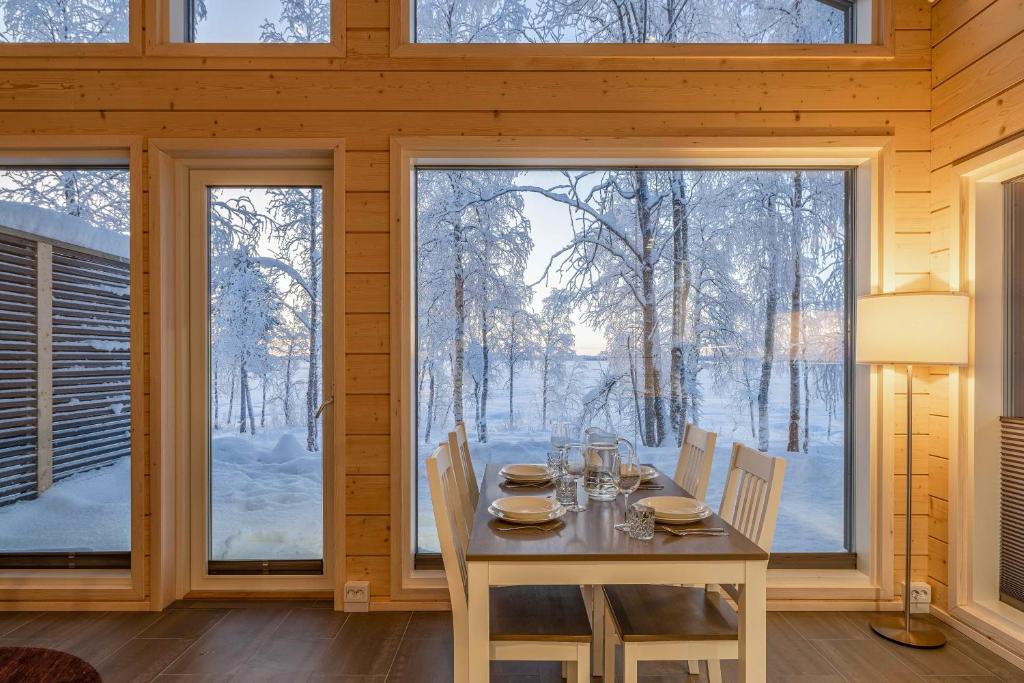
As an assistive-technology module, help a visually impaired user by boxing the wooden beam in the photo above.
[36,242,53,495]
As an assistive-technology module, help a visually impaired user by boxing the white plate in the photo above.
[642,496,711,523]
[640,465,658,482]
[500,464,556,482]
[488,501,566,525]
[490,496,560,521]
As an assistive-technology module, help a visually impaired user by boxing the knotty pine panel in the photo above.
[345,435,390,475]
[931,0,1024,85]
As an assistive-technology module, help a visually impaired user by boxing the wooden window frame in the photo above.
[0,0,143,57]
[391,0,892,59]
[944,135,1024,654]
[0,137,147,609]
[391,135,897,607]
[148,139,346,607]
[146,0,345,58]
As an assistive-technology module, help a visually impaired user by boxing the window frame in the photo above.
[146,0,345,58]
[0,0,143,57]
[148,138,346,607]
[392,0,891,58]
[0,137,146,606]
[391,135,895,605]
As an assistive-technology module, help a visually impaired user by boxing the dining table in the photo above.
[465,463,770,682]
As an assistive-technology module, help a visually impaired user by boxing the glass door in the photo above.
[188,169,333,589]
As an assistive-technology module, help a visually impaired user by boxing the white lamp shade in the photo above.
[856,292,969,366]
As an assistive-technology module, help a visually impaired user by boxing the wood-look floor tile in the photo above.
[163,608,288,676]
[0,612,41,637]
[6,611,111,642]
[945,638,1024,682]
[766,613,842,678]
[273,607,349,640]
[781,612,868,640]
[883,639,995,677]
[809,639,924,682]
[153,674,236,682]
[312,612,410,676]
[230,636,336,681]
[401,611,453,642]
[96,637,197,683]
[919,676,1002,682]
[386,632,454,682]
[53,612,164,665]
[139,610,228,640]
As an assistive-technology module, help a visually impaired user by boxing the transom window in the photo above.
[0,0,129,43]
[182,0,330,43]
[414,0,853,44]
[414,166,853,564]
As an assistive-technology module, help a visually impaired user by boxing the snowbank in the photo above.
[0,201,129,260]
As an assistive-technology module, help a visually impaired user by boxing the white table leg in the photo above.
[738,560,767,683]
[467,561,490,682]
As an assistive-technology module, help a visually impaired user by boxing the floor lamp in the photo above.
[856,292,969,649]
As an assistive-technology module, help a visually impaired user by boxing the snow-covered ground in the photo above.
[0,429,323,559]
[417,358,846,554]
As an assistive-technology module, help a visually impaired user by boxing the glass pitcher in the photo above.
[582,431,636,501]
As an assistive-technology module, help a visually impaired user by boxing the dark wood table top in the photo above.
[466,464,768,562]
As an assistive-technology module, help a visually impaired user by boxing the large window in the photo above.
[414,0,852,44]
[0,0,129,43]
[414,167,852,559]
[183,0,329,43]
[0,167,132,564]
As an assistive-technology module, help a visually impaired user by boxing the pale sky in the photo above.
[196,0,322,42]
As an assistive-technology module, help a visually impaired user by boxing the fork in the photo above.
[657,526,726,537]
[493,522,562,532]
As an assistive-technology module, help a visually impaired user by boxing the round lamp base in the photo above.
[870,615,947,649]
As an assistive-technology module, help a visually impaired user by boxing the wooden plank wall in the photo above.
[927,0,1024,612]
[0,0,933,607]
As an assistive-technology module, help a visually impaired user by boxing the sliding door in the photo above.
[188,169,334,589]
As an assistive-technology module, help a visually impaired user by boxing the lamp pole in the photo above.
[869,363,946,648]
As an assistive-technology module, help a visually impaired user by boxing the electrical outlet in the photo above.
[909,582,932,614]
[344,580,370,612]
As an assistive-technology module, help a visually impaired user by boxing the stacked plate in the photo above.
[488,496,567,525]
[641,496,712,525]
[640,465,658,482]
[499,463,557,484]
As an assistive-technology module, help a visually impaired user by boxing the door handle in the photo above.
[315,395,335,419]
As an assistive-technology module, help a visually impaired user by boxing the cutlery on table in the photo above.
[500,481,554,489]
[657,526,726,537]
[638,484,664,490]
[493,522,562,532]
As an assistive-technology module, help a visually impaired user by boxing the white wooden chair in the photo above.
[426,442,592,683]
[447,422,480,524]
[601,442,786,683]
[673,423,717,501]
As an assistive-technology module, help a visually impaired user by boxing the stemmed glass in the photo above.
[561,444,588,512]
[612,448,642,531]
[548,422,572,476]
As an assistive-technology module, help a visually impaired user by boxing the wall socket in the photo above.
[343,580,370,612]
[908,581,932,614]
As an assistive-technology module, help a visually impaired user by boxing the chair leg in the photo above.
[604,610,617,681]
[687,659,701,676]
[592,586,605,676]
[707,659,723,683]
[575,643,591,683]
[564,660,576,680]
[622,644,639,683]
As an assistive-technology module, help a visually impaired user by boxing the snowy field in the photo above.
[0,429,323,559]
[417,358,846,554]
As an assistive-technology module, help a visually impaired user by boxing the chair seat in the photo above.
[489,585,592,642]
[603,585,738,642]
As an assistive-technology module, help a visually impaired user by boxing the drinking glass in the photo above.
[561,444,588,512]
[550,422,572,452]
[612,449,642,531]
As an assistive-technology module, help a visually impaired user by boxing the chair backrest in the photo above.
[718,442,786,551]
[447,422,480,518]
[673,423,717,500]
[426,442,469,616]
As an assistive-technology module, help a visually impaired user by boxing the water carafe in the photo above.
[582,430,635,502]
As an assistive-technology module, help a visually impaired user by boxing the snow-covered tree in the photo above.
[537,293,574,429]
[260,0,330,43]
[0,0,128,43]
[0,169,129,234]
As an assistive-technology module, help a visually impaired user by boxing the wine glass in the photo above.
[550,422,571,452]
[612,448,642,531]
[561,444,588,512]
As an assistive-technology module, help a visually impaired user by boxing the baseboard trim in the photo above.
[932,605,1024,671]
